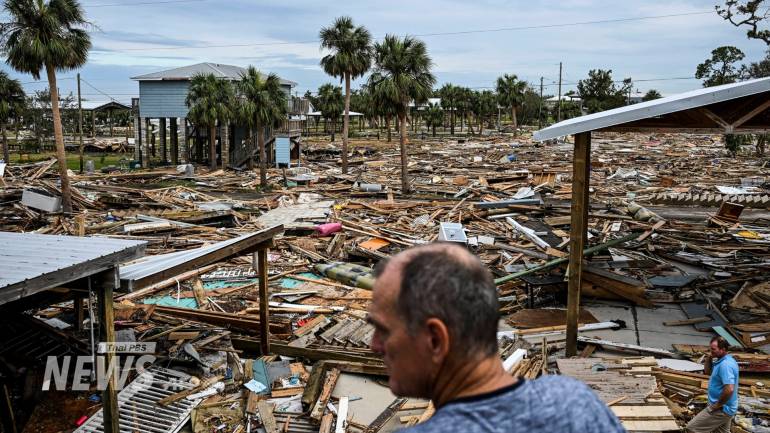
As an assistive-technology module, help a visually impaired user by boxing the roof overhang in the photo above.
[534,77,770,141]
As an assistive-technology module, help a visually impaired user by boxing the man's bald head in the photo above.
[373,243,500,358]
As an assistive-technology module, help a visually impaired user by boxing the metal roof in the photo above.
[0,232,145,304]
[130,62,297,87]
[533,77,770,141]
[119,225,283,291]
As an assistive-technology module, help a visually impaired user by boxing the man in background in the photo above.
[686,336,739,433]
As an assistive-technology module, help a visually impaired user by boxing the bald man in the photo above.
[367,243,626,433]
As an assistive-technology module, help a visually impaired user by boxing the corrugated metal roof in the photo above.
[0,232,146,290]
[120,231,264,285]
[130,62,297,87]
[533,77,770,141]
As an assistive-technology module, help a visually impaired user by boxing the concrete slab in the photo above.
[333,372,396,426]
[583,300,637,346]
[636,304,714,349]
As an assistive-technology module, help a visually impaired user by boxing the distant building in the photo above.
[544,94,581,108]
[130,62,302,168]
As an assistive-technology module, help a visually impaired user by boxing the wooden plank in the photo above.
[258,247,270,355]
[294,315,328,337]
[158,375,224,406]
[335,397,349,433]
[582,268,655,308]
[168,331,200,341]
[577,336,675,357]
[367,398,407,433]
[301,361,326,413]
[258,401,279,433]
[310,368,340,421]
[664,317,711,326]
[246,391,260,414]
[151,306,286,333]
[620,420,679,431]
[319,413,334,433]
[611,405,674,418]
[566,131,591,356]
[192,278,207,309]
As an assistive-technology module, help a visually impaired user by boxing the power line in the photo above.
[107,10,713,52]
[80,78,121,102]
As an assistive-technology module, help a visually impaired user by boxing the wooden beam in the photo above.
[150,306,287,333]
[95,269,119,433]
[258,247,270,355]
[732,98,770,128]
[566,131,591,357]
[699,108,733,133]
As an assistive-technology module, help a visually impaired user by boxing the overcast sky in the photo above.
[2,0,767,104]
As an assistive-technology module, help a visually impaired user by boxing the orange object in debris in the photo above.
[359,238,390,251]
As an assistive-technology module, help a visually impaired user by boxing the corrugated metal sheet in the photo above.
[0,232,146,290]
[533,77,770,141]
[74,366,201,433]
[139,81,190,118]
[275,136,291,167]
[120,229,279,290]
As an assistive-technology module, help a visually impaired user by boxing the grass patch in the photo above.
[8,152,131,171]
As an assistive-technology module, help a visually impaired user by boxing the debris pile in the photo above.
[1,132,769,432]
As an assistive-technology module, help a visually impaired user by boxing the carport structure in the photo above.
[533,77,770,356]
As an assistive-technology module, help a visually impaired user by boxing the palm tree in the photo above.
[472,90,496,135]
[317,83,344,142]
[424,102,444,137]
[439,83,458,134]
[319,16,372,174]
[1,0,91,213]
[372,34,435,193]
[367,72,397,142]
[236,67,287,187]
[186,73,234,171]
[496,74,527,130]
[0,71,25,163]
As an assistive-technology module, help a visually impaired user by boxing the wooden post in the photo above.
[565,131,591,357]
[1,382,17,433]
[74,293,85,331]
[144,118,152,168]
[257,248,270,354]
[77,73,84,174]
[159,117,167,163]
[221,122,229,169]
[95,269,120,433]
[170,117,178,165]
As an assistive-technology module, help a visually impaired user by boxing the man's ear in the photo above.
[424,318,451,363]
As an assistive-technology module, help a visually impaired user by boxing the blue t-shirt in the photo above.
[402,376,626,433]
[708,354,739,416]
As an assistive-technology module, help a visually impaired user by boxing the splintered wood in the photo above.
[557,358,678,431]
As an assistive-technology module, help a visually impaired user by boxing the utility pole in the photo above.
[538,76,544,130]
[557,62,563,122]
[77,73,84,173]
